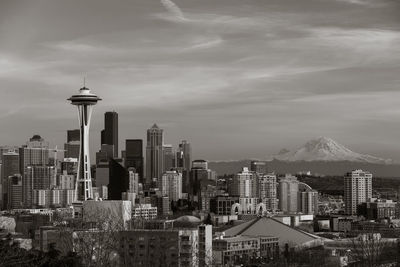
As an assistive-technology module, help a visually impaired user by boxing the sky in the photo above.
[0,0,399,161]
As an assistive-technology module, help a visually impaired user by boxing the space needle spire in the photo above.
[68,85,101,201]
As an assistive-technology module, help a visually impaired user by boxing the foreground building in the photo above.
[119,224,212,267]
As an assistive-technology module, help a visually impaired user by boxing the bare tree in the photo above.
[350,232,388,267]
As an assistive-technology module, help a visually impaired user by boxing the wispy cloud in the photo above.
[160,0,186,21]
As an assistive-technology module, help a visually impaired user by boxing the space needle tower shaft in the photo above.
[68,86,101,201]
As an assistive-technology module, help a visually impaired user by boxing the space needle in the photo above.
[68,85,101,201]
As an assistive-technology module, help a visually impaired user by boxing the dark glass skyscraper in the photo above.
[125,139,144,184]
[108,158,128,200]
[101,111,118,158]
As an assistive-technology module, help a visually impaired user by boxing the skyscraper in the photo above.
[146,124,164,186]
[108,158,128,200]
[125,139,144,184]
[163,144,175,172]
[278,174,299,213]
[64,129,80,159]
[344,169,372,215]
[177,140,191,192]
[68,86,101,201]
[1,151,20,209]
[101,111,118,158]
[24,166,55,208]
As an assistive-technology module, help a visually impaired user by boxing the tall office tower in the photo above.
[161,171,182,201]
[1,151,20,209]
[64,129,80,159]
[101,111,118,158]
[250,161,267,174]
[176,140,191,190]
[163,144,175,172]
[298,183,318,215]
[259,173,278,211]
[125,139,144,184]
[68,86,101,201]
[278,174,299,213]
[8,174,23,209]
[96,144,114,164]
[344,169,373,215]
[108,158,128,200]
[24,166,55,208]
[229,167,258,198]
[146,124,164,186]
[19,135,49,173]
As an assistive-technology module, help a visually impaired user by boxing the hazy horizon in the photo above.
[1,0,400,161]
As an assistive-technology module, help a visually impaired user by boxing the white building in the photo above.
[161,171,182,201]
[132,204,157,220]
[259,173,278,211]
[344,170,372,215]
[230,167,257,198]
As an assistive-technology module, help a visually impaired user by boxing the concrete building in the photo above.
[163,144,176,172]
[259,173,278,211]
[146,124,164,186]
[64,129,80,159]
[119,224,212,267]
[210,195,239,215]
[8,174,23,209]
[344,170,372,215]
[358,199,396,220]
[278,174,299,213]
[161,171,182,201]
[132,204,157,220]
[229,167,257,198]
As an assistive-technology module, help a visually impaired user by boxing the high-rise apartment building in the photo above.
[344,169,372,215]
[125,139,144,184]
[101,111,118,158]
[278,174,299,213]
[146,124,164,186]
[161,171,182,201]
[19,135,49,172]
[259,173,278,211]
[24,166,55,208]
[229,167,258,198]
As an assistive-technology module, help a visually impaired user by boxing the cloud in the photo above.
[160,0,186,21]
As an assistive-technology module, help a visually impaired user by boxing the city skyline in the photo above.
[1,0,400,161]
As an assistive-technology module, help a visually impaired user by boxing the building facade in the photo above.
[344,170,372,215]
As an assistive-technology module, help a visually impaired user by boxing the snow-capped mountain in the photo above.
[273,137,393,164]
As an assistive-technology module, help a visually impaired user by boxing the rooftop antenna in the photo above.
[83,77,86,88]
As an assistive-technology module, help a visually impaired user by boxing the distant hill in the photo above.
[209,159,400,177]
